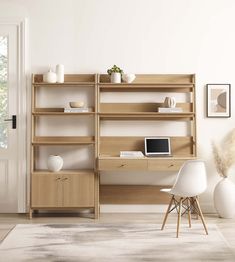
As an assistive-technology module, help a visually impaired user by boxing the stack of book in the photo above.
[158,107,183,113]
[64,107,92,113]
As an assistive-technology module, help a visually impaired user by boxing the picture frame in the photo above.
[206,84,231,118]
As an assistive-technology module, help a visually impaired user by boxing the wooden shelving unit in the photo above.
[97,74,197,205]
[30,73,197,214]
[30,74,99,219]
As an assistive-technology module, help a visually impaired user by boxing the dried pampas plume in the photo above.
[212,129,235,177]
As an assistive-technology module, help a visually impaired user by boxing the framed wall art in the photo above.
[206,84,231,118]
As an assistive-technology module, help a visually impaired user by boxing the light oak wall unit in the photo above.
[30,74,99,218]
[97,74,196,205]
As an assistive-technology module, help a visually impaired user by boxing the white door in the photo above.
[0,22,26,212]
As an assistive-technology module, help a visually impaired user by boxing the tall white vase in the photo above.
[214,177,235,218]
[47,155,63,172]
[56,64,64,83]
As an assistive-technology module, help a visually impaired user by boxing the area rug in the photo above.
[0,223,234,261]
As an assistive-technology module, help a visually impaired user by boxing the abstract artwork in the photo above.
[207,84,231,118]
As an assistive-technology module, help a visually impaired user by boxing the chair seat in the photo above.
[160,188,172,193]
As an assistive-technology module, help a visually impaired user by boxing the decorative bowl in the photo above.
[69,101,85,108]
[122,74,136,83]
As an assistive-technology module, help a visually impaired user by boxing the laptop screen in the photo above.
[145,137,171,155]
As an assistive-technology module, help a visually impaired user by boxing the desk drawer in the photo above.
[148,159,185,171]
[99,159,148,171]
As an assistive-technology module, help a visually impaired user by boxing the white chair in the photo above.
[161,160,208,238]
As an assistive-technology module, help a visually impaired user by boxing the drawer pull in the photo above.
[55,177,61,181]
[168,164,174,168]
[119,164,125,168]
[62,178,68,181]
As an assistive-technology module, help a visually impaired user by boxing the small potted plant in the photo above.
[107,65,123,83]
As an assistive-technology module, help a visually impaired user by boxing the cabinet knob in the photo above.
[62,177,68,181]
[55,177,61,181]
[168,164,174,168]
[119,164,125,168]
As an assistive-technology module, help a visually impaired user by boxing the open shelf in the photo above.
[99,112,195,120]
[33,74,96,87]
[33,108,95,115]
[32,136,95,145]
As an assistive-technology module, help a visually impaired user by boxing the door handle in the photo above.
[4,115,16,129]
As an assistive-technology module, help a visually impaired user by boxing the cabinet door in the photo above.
[31,174,62,207]
[62,173,95,207]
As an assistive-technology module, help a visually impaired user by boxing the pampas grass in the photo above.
[212,129,235,177]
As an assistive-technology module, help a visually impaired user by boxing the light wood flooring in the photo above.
[1,213,235,254]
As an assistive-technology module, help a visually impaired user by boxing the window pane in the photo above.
[0,36,8,149]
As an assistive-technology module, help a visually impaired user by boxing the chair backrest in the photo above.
[171,160,207,197]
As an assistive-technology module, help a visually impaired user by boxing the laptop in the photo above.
[144,137,172,157]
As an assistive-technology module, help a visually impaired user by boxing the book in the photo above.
[120,151,144,158]
[158,107,183,113]
[64,107,92,113]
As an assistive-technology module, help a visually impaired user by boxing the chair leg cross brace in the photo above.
[161,195,208,237]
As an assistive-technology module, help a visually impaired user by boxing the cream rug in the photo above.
[0,223,234,261]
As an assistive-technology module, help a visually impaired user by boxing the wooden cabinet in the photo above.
[31,171,94,208]
[30,74,99,218]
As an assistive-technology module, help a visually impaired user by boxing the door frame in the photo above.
[0,18,28,212]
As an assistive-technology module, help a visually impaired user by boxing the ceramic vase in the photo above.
[43,69,57,83]
[47,155,63,172]
[122,74,136,83]
[56,64,64,83]
[111,72,121,83]
[164,97,176,108]
[214,177,235,218]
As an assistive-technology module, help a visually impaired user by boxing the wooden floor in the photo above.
[1,213,235,253]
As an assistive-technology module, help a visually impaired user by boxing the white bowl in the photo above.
[69,101,85,108]
[122,74,136,83]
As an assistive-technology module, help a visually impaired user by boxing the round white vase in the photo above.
[47,155,63,172]
[214,177,235,218]
[111,72,121,83]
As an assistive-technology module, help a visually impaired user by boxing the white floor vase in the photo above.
[214,177,235,218]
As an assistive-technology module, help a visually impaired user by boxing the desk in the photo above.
[98,156,196,172]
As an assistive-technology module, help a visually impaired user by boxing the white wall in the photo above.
[1,0,235,212]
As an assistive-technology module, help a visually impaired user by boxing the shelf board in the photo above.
[33,82,95,87]
[32,136,95,145]
[98,84,194,92]
[98,155,196,160]
[32,169,94,175]
[99,112,195,120]
[33,108,95,115]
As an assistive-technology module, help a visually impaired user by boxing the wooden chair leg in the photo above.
[161,195,174,230]
[187,198,191,228]
[195,197,208,235]
[176,198,183,238]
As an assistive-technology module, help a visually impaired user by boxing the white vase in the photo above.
[111,72,121,83]
[214,177,235,218]
[122,74,136,83]
[56,64,64,83]
[164,97,176,108]
[47,155,63,172]
[43,69,57,83]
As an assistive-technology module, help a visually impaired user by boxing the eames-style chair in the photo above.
[161,160,208,238]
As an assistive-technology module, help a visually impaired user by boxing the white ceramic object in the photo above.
[47,155,63,172]
[164,97,176,108]
[111,72,121,83]
[122,74,136,83]
[56,64,64,83]
[43,69,57,83]
[214,178,235,218]
[69,101,85,108]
